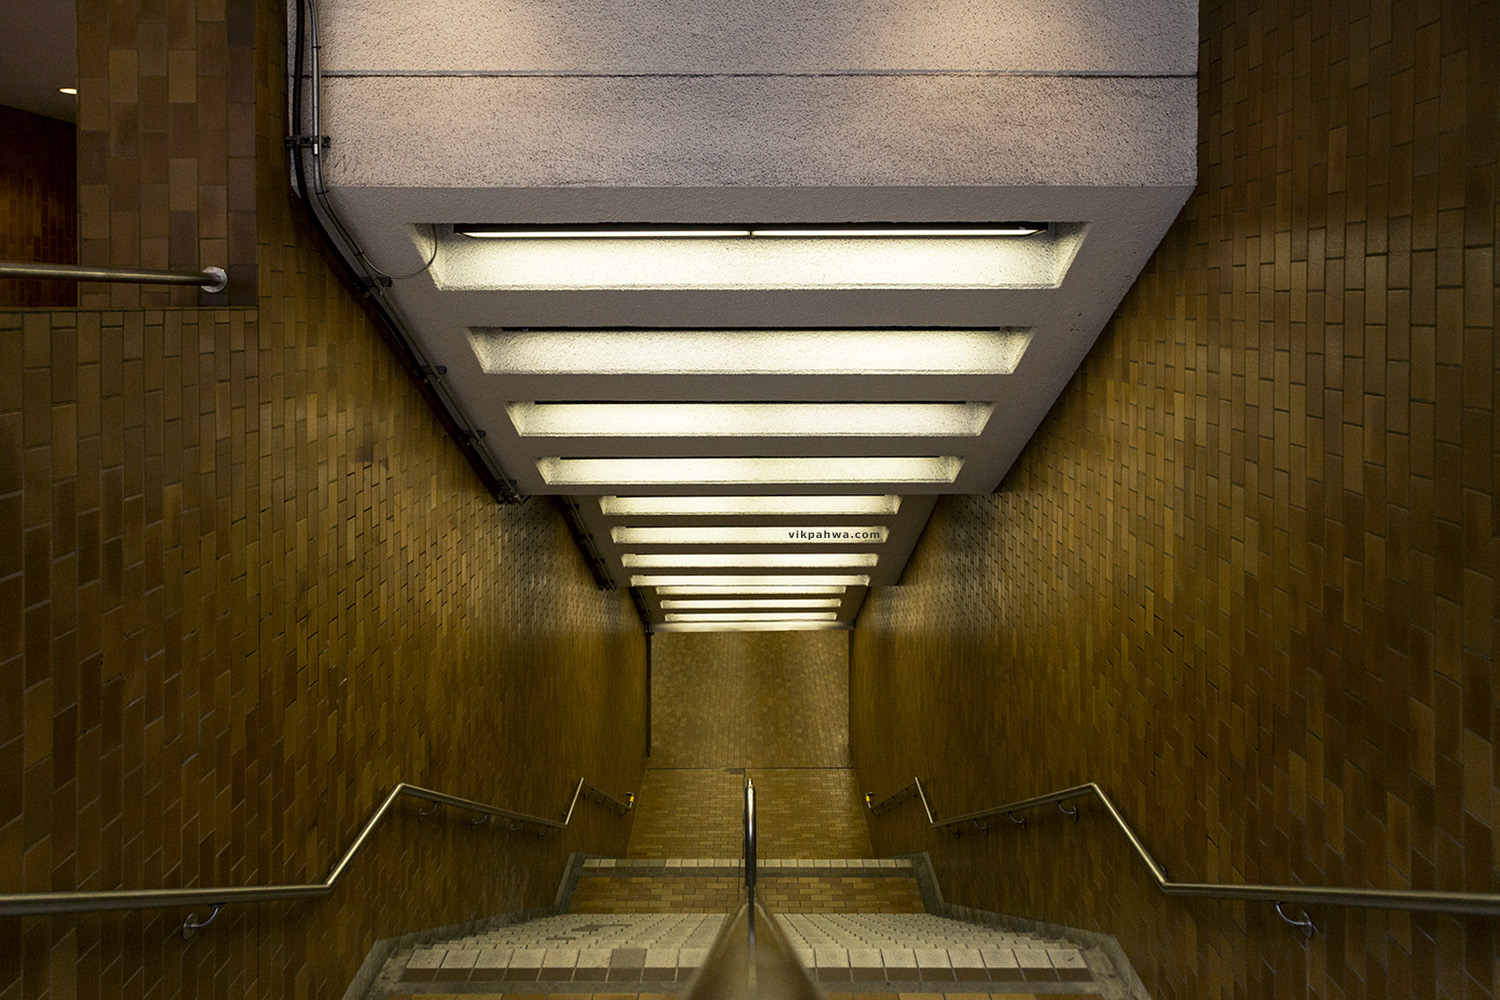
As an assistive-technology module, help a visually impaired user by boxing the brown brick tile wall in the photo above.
[0,5,648,1000]
[0,105,78,309]
[569,876,924,914]
[75,0,257,308]
[650,631,850,768]
[625,769,872,860]
[852,1,1500,999]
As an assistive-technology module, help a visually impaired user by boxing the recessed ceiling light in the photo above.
[622,552,879,569]
[664,611,840,622]
[612,526,889,545]
[58,87,78,95]
[660,598,843,610]
[456,223,751,239]
[507,402,993,438]
[653,621,848,632]
[631,574,871,588]
[537,456,962,485]
[454,223,1043,239]
[749,224,1044,237]
[652,584,849,596]
[472,329,1031,376]
[440,226,1077,291]
[601,495,901,517]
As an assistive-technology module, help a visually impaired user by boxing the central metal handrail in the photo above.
[867,778,1500,934]
[0,260,228,293]
[681,779,823,1000]
[0,778,633,932]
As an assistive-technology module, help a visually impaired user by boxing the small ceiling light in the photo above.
[507,401,992,438]
[749,224,1044,237]
[622,552,879,569]
[660,598,843,610]
[537,456,962,485]
[653,584,848,596]
[456,223,751,238]
[601,495,902,517]
[59,87,77,95]
[654,621,847,632]
[631,574,871,588]
[664,611,840,622]
[612,526,889,545]
[472,329,1031,376]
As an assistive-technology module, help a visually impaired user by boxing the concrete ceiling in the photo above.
[306,0,1197,631]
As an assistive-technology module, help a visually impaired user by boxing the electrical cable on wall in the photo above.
[289,0,521,504]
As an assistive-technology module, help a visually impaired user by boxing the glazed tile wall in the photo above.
[852,1,1499,999]
[0,106,78,309]
[75,0,257,308]
[0,2,648,998]
[649,631,850,768]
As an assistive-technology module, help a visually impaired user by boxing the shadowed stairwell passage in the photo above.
[361,632,1142,1000]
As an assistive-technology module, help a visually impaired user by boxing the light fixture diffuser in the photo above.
[601,495,902,517]
[659,598,843,610]
[653,621,848,633]
[622,552,879,569]
[652,584,849,596]
[631,574,871,588]
[664,612,840,622]
[507,402,992,438]
[473,329,1030,376]
[612,526,889,545]
[539,456,961,485]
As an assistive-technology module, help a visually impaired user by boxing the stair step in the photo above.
[398,914,1095,990]
[583,858,915,877]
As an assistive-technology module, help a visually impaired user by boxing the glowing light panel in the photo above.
[601,495,901,517]
[507,402,992,438]
[622,552,879,568]
[538,456,961,485]
[473,329,1030,376]
[612,526,889,545]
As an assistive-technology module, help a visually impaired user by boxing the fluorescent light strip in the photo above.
[472,329,1031,376]
[652,585,848,596]
[507,402,992,438]
[612,526,889,545]
[539,456,961,485]
[750,226,1043,237]
[664,611,840,623]
[659,598,843,610]
[631,574,871,588]
[622,552,879,569]
[456,223,1043,239]
[657,623,849,633]
[601,495,901,517]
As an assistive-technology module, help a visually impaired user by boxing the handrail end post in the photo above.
[199,266,229,293]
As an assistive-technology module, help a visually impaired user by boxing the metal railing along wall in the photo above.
[0,260,229,293]
[867,778,1500,936]
[0,778,633,938]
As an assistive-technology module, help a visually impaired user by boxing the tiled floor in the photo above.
[402,995,1101,999]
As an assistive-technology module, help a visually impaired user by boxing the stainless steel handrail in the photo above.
[0,260,228,293]
[0,778,633,930]
[867,778,1500,931]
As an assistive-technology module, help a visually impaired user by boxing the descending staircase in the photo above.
[367,851,1136,999]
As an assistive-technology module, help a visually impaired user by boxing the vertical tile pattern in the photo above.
[650,631,850,768]
[0,6,648,1000]
[75,0,257,307]
[852,1,1499,999]
[0,105,78,308]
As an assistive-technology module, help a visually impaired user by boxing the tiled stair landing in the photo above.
[394,911,1097,994]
